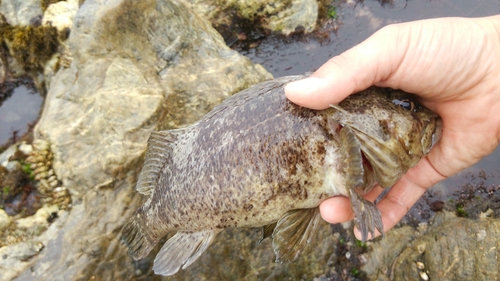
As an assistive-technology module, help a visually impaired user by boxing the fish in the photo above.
[122,74,442,276]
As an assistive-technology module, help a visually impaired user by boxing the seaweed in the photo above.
[1,23,60,73]
[0,15,61,95]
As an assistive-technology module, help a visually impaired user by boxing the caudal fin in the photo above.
[122,215,157,260]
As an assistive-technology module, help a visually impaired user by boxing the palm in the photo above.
[285,15,500,236]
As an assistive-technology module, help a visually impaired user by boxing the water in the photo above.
[0,82,43,145]
[239,0,500,78]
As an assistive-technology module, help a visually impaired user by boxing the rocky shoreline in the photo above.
[1,0,500,280]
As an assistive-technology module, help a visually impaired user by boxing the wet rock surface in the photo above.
[2,0,271,280]
[158,223,338,280]
[364,211,500,281]
[0,0,43,26]
[182,0,318,38]
[36,0,271,197]
[1,0,500,280]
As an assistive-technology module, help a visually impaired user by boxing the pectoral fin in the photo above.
[153,230,220,276]
[272,208,322,263]
[339,125,384,242]
[347,188,384,242]
[338,125,364,188]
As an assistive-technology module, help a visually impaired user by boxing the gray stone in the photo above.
[0,0,43,26]
[183,0,318,35]
[160,222,339,280]
[361,226,416,281]
[42,0,79,31]
[0,209,12,230]
[18,143,33,155]
[4,160,20,172]
[15,204,58,230]
[36,0,271,198]
[9,0,271,279]
[267,0,318,34]
[0,143,18,168]
[362,212,500,281]
[0,241,44,281]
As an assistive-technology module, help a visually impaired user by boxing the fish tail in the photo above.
[122,213,158,260]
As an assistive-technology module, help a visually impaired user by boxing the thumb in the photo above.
[284,25,405,109]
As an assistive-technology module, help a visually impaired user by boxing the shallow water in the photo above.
[240,0,500,77]
[0,83,42,145]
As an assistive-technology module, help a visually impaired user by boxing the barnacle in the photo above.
[26,139,71,210]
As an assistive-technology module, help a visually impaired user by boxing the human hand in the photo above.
[285,15,500,238]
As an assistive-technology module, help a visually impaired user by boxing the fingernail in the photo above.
[353,228,362,240]
[285,77,321,95]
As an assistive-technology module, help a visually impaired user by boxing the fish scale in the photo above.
[122,74,442,276]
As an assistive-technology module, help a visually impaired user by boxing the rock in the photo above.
[161,222,339,280]
[4,159,21,172]
[18,143,33,155]
[0,241,44,281]
[267,0,318,34]
[0,6,63,94]
[362,212,500,281]
[361,225,415,280]
[183,0,318,35]
[15,204,58,230]
[0,0,43,26]
[36,0,272,197]
[42,0,79,31]
[0,209,12,230]
[0,143,18,169]
[9,0,271,280]
[0,142,28,171]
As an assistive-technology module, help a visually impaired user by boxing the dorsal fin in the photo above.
[136,130,179,195]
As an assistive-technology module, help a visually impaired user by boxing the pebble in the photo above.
[0,209,13,230]
[18,143,33,155]
[0,144,18,169]
[419,271,429,280]
[15,205,59,229]
[5,160,21,172]
[416,261,425,270]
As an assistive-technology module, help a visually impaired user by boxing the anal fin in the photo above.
[272,208,322,263]
[153,230,220,276]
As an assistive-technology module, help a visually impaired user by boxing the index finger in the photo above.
[284,25,405,109]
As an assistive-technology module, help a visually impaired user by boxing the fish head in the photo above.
[330,87,442,188]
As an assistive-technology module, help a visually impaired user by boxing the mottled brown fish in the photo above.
[122,74,442,276]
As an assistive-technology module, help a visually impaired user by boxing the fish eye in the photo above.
[392,98,415,111]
